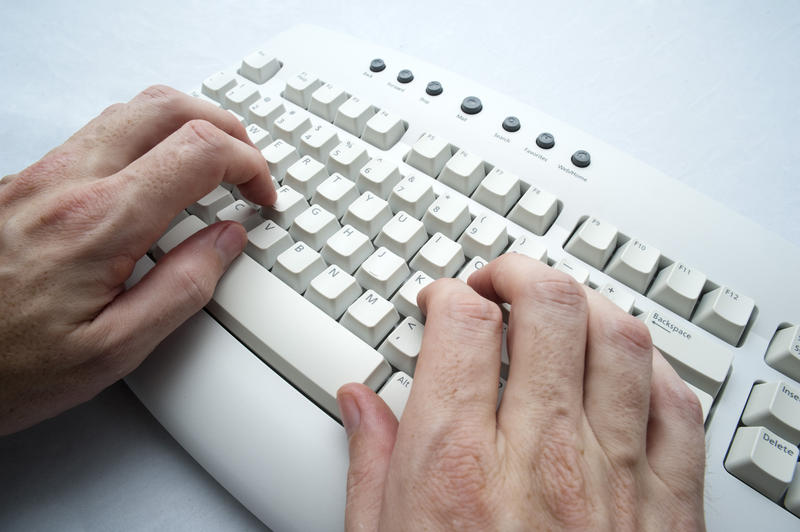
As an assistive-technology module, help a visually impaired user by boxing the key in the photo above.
[379,317,424,375]
[261,139,300,182]
[223,81,260,114]
[284,72,323,108]
[378,371,413,420]
[438,149,486,195]
[640,309,733,396]
[375,210,428,261]
[189,88,221,107]
[355,247,410,299]
[457,256,488,283]
[362,109,407,150]
[410,232,465,279]
[554,256,590,285]
[312,173,360,219]
[283,155,328,199]
[298,123,339,163]
[508,186,559,236]
[725,426,797,501]
[405,133,453,177]
[340,290,400,348]
[248,96,286,132]
[605,239,661,293]
[238,50,281,84]
[308,83,349,122]
[273,110,313,146]
[458,213,508,259]
[289,205,340,251]
[685,381,713,422]
[334,95,377,136]
[598,283,635,313]
[648,262,706,319]
[691,286,754,345]
[304,264,363,319]
[327,139,370,180]
[215,200,263,231]
[786,464,800,516]
[765,325,800,382]
[189,185,234,224]
[272,241,327,293]
[357,158,402,197]
[154,215,206,260]
[261,185,308,229]
[388,173,436,219]
[201,70,237,101]
[391,270,434,322]
[246,219,293,269]
[341,191,393,238]
[472,167,521,215]
[321,224,374,274]
[504,234,547,262]
[564,217,618,269]
[742,381,800,444]
[421,193,471,240]
[245,123,272,150]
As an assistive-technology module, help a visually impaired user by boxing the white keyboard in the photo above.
[125,24,800,531]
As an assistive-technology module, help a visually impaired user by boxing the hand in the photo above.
[0,85,274,435]
[337,254,706,530]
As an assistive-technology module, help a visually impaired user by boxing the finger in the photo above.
[582,289,654,466]
[467,254,589,427]
[407,278,502,432]
[646,349,706,497]
[80,221,246,377]
[338,383,398,532]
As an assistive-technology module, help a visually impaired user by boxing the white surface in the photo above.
[1,1,799,531]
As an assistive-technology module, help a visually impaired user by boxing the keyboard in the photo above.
[124,24,800,531]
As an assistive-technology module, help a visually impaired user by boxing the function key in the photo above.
[571,150,591,168]
[397,69,414,83]
[426,81,443,96]
[370,58,386,72]
[460,96,483,115]
[536,132,555,149]
[239,51,282,84]
[502,116,521,132]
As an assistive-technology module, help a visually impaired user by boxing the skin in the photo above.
[1,86,706,530]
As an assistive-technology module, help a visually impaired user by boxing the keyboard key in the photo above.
[685,381,713,422]
[785,464,800,516]
[273,110,313,146]
[238,50,281,84]
[356,158,402,198]
[283,72,323,108]
[326,139,370,180]
[201,70,237,101]
[154,215,206,260]
[405,133,453,177]
[604,239,661,293]
[355,247,410,299]
[248,96,286,131]
[374,210,428,261]
[362,109,407,150]
[554,256,590,284]
[341,192,393,238]
[765,325,800,382]
[215,200,263,231]
[189,88,221,108]
[308,83,350,122]
[458,213,508,260]
[388,173,436,219]
[691,286,754,345]
[334,95,377,136]
[421,193,471,240]
[598,283,635,313]
[289,205,340,251]
[378,371,413,420]
[304,264,363,319]
[456,255,488,283]
[725,426,797,501]
[379,317,424,375]
[640,309,733,397]
[224,81,261,114]
[564,217,619,269]
[410,232,465,279]
[508,186,559,236]
[283,155,328,199]
[321,224,374,274]
[272,241,327,293]
[245,219,293,269]
[504,233,547,262]
[648,262,706,319]
[312,173,360,219]
[261,185,308,229]
[245,123,272,149]
[298,123,340,163]
[438,149,486,195]
[261,139,300,181]
[742,381,800,444]
[391,270,434,322]
[472,168,521,215]
[340,290,400,348]
[189,185,235,224]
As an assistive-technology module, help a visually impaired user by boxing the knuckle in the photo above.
[39,181,115,229]
[606,313,653,355]
[526,271,587,311]
[181,119,225,151]
[99,102,125,117]
[434,281,502,330]
[174,264,216,310]
[138,84,181,105]
[426,438,494,522]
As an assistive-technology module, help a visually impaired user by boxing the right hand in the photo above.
[338,254,706,531]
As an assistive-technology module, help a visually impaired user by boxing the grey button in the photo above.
[426,81,443,96]
[460,96,482,115]
[397,69,414,83]
[370,58,386,72]
[571,150,591,168]
[536,132,555,149]
[502,116,520,132]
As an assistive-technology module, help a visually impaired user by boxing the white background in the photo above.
[0,1,798,530]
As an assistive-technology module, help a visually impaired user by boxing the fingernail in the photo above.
[214,223,246,266]
[338,392,361,438]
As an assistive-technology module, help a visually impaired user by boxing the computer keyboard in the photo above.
[124,24,800,531]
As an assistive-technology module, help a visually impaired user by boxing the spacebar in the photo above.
[207,253,392,419]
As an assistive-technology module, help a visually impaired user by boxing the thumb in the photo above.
[338,383,399,532]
